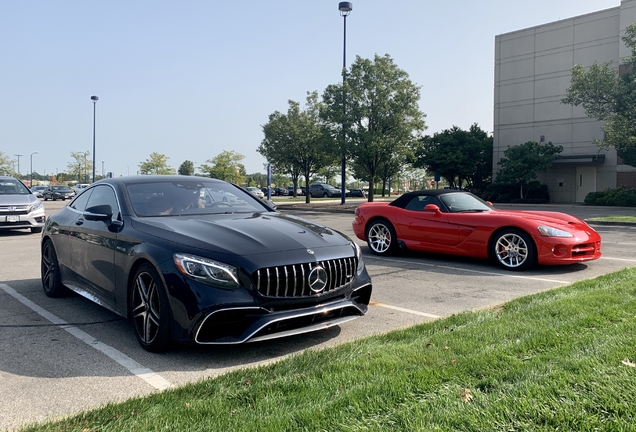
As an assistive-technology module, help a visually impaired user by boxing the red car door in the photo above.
[394,195,460,246]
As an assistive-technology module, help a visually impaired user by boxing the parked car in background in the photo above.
[287,186,303,196]
[31,185,47,198]
[0,176,46,233]
[309,184,344,198]
[41,176,372,351]
[346,188,366,198]
[352,189,602,270]
[43,185,75,201]
[245,186,265,199]
[273,187,289,196]
[74,183,90,193]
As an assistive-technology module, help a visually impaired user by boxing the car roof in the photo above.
[94,175,229,187]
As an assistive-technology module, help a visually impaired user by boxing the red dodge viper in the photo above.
[352,190,601,270]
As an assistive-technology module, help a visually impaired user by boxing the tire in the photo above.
[491,228,536,270]
[130,263,172,352]
[44,196,48,201]
[366,220,398,256]
[41,240,68,297]
[31,227,43,233]
[323,193,328,198]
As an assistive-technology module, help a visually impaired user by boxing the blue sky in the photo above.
[1,0,619,178]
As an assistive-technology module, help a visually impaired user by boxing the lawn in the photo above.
[20,268,636,431]
[587,216,636,223]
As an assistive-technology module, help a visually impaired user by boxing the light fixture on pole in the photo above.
[339,2,352,204]
[30,152,38,186]
[14,154,23,175]
[91,95,99,183]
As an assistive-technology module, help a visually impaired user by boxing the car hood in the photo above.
[492,209,590,229]
[0,194,38,206]
[131,212,352,257]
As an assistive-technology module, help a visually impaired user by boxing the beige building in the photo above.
[494,0,636,203]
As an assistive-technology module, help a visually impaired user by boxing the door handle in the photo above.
[75,219,84,226]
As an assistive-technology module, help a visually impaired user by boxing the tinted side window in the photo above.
[69,189,93,212]
[405,195,442,211]
[86,185,121,220]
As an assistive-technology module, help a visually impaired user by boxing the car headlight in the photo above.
[353,241,365,275]
[537,225,573,238]
[29,200,43,213]
[174,253,240,288]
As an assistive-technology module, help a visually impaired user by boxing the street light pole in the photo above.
[102,161,105,178]
[30,152,38,186]
[91,95,99,183]
[14,154,23,176]
[339,2,352,205]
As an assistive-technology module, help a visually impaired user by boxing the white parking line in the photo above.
[366,256,571,284]
[0,283,172,391]
[600,257,636,262]
[370,301,441,318]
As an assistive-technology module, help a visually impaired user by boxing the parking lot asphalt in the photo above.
[1,199,635,430]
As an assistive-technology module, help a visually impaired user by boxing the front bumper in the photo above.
[195,283,372,344]
[0,207,46,231]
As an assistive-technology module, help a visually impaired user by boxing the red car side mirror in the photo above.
[424,204,442,214]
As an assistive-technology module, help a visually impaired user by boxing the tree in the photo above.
[259,92,337,202]
[414,124,493,190]
[496,141,563,199]
[178,160,195,176]
[562,23,636,166]
[67,151,92,183]
[199,151,246,184]
[139,152,176,175]
[0,151,16,176]
[321,54,426,201]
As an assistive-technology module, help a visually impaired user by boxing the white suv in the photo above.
[0,176,46,233]
[74,183,90,193]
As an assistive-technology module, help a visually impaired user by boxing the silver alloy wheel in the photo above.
[368,222,392,254]
[494,232,529,268]
[132,271,161,344]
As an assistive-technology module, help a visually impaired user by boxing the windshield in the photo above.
[127,180,269,216]
[439,193,493,213]
[0,179,31,195]
[52,186,72,191]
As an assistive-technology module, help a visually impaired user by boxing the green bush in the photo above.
[584,187,636,206]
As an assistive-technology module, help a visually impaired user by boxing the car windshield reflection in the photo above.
[128,180,267,216]
[439,193,492,213]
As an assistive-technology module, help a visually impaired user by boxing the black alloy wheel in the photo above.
[130,263,172,352]
[41,240,67,297]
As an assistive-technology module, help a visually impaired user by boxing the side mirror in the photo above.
[84,204,113,222]
[424,204,442,214]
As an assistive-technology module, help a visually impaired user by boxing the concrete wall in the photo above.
[493,1,636,202]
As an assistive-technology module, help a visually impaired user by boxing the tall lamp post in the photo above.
[91,95,99,183]
[14,154,23,176]
[339,2,352,204]
[30,152,38,186]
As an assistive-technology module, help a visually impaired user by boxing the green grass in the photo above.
[587,216,636,223]
[20,268,636,431]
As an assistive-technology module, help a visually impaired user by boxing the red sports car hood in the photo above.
[131,212,352,256]
[491,209,590,229]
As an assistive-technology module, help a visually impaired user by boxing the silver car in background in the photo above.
[0,176,46,233]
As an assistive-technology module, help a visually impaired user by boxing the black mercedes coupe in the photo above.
[41,176,372,351]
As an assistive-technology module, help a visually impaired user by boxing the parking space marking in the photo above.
[600,257,636,262]
[370,301,441,318]
[366,256,571,284]
[0,283,172,391]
